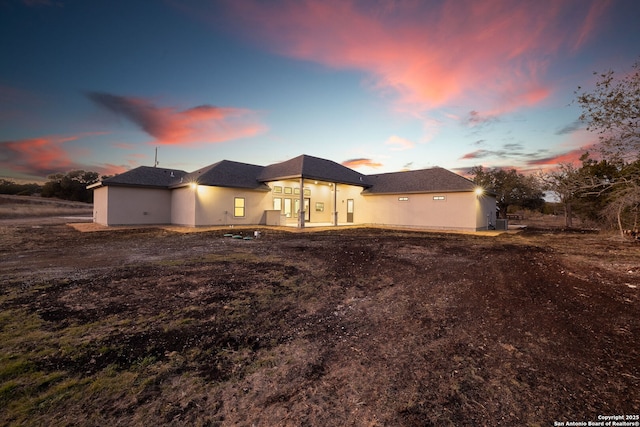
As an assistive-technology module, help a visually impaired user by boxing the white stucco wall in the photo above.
[92,186,109,225]
[335,184,365,224]
[192,186,271,226]
[94,180,496,230]
[475,194,497,230]
[266,180,340,224]
[360,191,487,230]
[171,186,196,226]
[99,186,172,225]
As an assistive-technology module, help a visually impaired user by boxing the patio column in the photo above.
[298,177,305,228]
[333,183,338,226]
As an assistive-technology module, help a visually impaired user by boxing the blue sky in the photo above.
[1,0,639,182]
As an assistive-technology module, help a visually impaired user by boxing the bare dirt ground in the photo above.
[1,216,638,426]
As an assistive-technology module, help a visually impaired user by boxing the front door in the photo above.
[346,199,354,223]
[304,198,310,222]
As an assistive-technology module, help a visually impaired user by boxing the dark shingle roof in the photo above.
[258,154,369,187]
[175,160,270,190]
[90,155,477,195]
[98,166,187,188]
[363,167,476,194]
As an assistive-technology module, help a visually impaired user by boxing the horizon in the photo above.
[1,0,639,182]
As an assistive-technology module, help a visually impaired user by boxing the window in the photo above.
[234,197,245,217]
[273,186,282,194]
[315,202,324,212]
[398,197,409,201]
[304,189,311,196]
[294,188,300,195]
[433,195,445,201]
[284,187,292,194]
[273,197,282,211]
[284,198,292,217]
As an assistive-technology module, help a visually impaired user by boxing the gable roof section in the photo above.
[174,160,270,190]
[258,154,369,187]
[363,167,476,194]
[92,166,187,189]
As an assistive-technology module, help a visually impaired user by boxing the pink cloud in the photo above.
[342,158,384,169]
[527,145,599,168]
[98,163,129,177]
[1,136,76,176]
[460,150,487,160]
[527,150,584,167]
[0,133,112,178]
[217,0,611,115]
[87,92,267,145]
[571,0,614,52]
[385,135,415,151]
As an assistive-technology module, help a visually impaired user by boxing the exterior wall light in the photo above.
[190,182,198,190]
[475,187,484,197]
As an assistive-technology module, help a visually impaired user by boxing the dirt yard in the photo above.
[0,217,638,426]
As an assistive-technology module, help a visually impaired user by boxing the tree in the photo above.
[41,170,99,203]
[575,59,640,236]
[576,58,640,161]
[540,163,580,227]
[0,179,42,196]
[541,153,624,228]
[598,160,640,236]
[470,166,545,219]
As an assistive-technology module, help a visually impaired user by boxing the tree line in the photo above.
[470,58,639,236]
[0,170,103,203]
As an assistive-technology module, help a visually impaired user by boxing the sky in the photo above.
[1,0,639,182]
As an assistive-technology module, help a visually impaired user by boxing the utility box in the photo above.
[265,210,282,226]
[495,219,509,230]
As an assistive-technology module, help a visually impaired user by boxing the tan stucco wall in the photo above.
[335,184,365,224]
[360,191,487,230]
[171,186,196,226]
[92,186,109,225]
[192,186,271,226]
[94,180,496,230]
[266,180,340,224]
[476,194,497,230]
[99,186,172,225]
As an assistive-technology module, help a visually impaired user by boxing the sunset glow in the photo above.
[0,0,637,181]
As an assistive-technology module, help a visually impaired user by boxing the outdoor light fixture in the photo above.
[190,182,198,190]
[475,187,484,197]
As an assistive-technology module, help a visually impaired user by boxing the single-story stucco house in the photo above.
[88,154,497,230]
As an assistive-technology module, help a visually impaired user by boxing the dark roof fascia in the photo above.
[170,182,271,191]
[96,182,174,190]
[261,173,369,186]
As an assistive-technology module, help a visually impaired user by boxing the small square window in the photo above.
[315,202,324,212]
[284,187,292,194]
[273,186,282,194]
